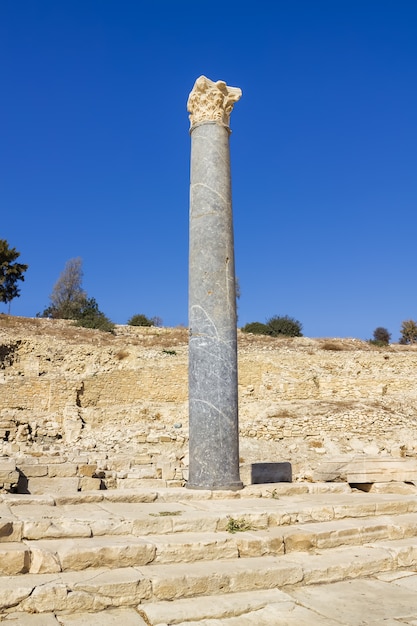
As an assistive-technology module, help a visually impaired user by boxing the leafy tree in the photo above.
[42,257,86,319]
[128,313,155,327]
[266,315,303,337]
[40,258,114,332]
[399,320,417,345]
[75,297,114,333]
[372,327,391,345]
[241,321,272,335]
[0,240,28,310]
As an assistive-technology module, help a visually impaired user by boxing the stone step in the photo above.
[2,511,417,576]
[1,490,417,543]
[1,537,416,615]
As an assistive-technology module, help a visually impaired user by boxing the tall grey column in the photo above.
[187,76,243,490]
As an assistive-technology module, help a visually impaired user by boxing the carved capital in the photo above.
[187,76,242,129]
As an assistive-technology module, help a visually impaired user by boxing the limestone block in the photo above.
[18,464,49,477]
[26,477,80,494]
[313,457,352,482]
[78,464,97,478]
[29,542,62,573]
[23,519,91,540]
[48,463,78,477]
[72,567,152,603]
[31,536,157,572]
[0,542,30,574]
[352,481,417,494]
[346,457,417,483]
[126,465,157,479]
[79,477,102,491]
[0,576,38,610]
[152,531,238,564]
[0,518,22,542]
[0,469,19,484]
[20,583,99,614]
[0,457,16,471]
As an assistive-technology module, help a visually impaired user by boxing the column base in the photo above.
[186,480,243,491]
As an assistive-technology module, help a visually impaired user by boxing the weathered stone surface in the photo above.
[58,608,148,625]
[1,613,60,624]
[347,457,417,484]
[0,542,30,574]
[26,477,80,494]
[139,588,291,625]
[290,578,417,625]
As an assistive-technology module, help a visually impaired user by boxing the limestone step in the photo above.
[1,537,416,615]
[2,511,417,576]
[2,489,417,543]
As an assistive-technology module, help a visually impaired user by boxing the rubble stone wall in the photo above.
[1,318,416,478]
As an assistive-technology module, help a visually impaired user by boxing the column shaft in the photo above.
[188,120,242,490]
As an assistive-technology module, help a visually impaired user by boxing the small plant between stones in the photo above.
[162,349,177,355]
[149,511,183,517]
[226,516,253,533]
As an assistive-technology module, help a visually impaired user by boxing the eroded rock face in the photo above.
[1,316,417,480]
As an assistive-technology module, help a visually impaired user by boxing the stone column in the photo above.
[187,76,243,490]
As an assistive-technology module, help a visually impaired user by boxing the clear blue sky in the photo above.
[2,1,416,339]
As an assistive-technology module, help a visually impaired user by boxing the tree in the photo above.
[40,258,114,332]
[0,239,28,310]
[266,315,303,337]
[128,313,155,327]
[372,327,391,345]
[43,257,86,319]
[399,320,417,345]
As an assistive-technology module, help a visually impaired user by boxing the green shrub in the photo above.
[372,327,391,345]
[266,315,303,337]
[75,298,115,333]
[128,314,154,327]
[241,321,272,335]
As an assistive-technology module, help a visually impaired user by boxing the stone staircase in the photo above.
[1,482,417,624]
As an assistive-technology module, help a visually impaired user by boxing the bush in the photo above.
[372,327,391,345]
[128,313,155,327]
[242,315,303,338]
[266,315,303,337]
[241,322,272,335]
[74,298,115,333]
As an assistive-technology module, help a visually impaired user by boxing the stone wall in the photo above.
[1,317,417,479]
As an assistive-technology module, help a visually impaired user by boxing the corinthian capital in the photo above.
[187,76,242,128]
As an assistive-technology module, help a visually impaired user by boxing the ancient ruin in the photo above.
[187,76,243,490]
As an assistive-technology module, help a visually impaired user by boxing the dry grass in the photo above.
[2,315,417,353]
[320,340,349,351]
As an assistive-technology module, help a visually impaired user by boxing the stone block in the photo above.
[78,464,97,478]
[346,457,417,484]
[25,477,80,495]
[0,542,30,575]
[18,464,49,477]
[250,462,292,484]
[79,477,102,491]
[313,458,352,482]
[0,457,16,471]
[48,463,78,478]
